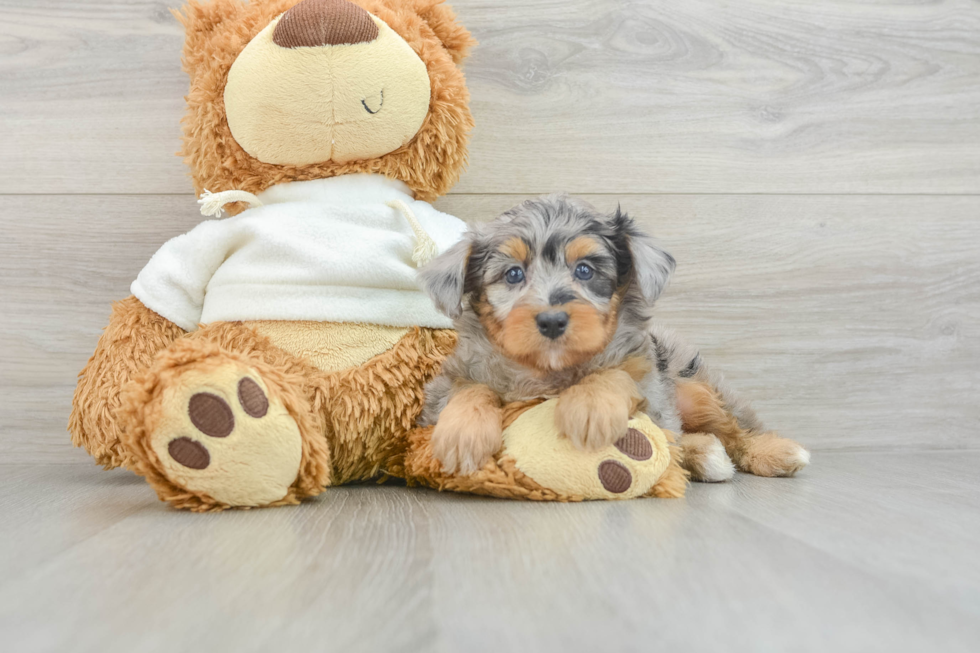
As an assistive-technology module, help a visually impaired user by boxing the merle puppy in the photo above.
[418,194,809,480]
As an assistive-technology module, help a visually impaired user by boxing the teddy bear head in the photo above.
[176,0,476,203]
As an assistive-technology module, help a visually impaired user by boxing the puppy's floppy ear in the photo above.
[418,236,476,319]
[611,207,676,303]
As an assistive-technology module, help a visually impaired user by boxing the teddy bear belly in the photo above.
[244,320,409,372]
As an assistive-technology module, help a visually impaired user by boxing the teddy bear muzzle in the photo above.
[223,0,433,166]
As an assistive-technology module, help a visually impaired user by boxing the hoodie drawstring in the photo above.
[197,189,264,218]
[387,199,437,267]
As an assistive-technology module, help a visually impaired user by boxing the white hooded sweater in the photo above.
[131,174,466,332]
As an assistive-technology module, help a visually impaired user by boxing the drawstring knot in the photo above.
[198,189,264,218]
[387,199,438,267]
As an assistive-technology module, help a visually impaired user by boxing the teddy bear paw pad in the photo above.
[500,400,673,500]
[597,460,632,493]
[614,428,653,461]
[148,368,303,507]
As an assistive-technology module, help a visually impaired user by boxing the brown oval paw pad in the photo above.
[188,393,234,438]
[238,377,269,418]
[614,428,653,461]
[168,437,210,470]
[598,460,632,493]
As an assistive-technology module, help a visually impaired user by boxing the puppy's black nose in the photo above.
[536,311,569,340]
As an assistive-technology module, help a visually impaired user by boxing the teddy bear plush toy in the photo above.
[69,0,686,511]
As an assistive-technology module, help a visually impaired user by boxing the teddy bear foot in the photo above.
[503,401,678,499]
[120,336,332,511]
[160,372,305,507]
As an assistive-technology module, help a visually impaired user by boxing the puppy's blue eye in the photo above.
[505,267,525,284]
[574,263,594,281]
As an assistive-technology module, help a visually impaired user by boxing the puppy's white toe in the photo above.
[785,445,811,474]
[697,438,736,482]
[793,447,811,466]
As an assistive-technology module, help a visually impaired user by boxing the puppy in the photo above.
[418,194,810,481]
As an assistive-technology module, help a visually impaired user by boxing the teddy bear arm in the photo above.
[69,295,186,468]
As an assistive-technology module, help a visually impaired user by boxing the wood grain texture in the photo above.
[2,193,978,463]
[2,2,979,650]
[1,453,978,652]
[2,0,980,194]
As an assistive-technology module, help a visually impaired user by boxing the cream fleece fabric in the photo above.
[245,320,409,372]
[225,13,431,166]
[132,174,466,331]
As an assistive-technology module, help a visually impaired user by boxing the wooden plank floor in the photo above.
[2,0,979,651]
[1,452,979,652]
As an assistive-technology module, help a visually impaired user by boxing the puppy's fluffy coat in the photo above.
[418,194,810,480]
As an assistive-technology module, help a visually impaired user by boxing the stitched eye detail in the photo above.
[362,89,384,115]
[505,267,525,284]
[574,263,594,281]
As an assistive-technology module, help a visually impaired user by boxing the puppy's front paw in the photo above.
[555,383,631,451]
[432,419,502,475]
[432,386,503,475]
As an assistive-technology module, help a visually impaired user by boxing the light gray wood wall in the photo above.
[1,0,978,462]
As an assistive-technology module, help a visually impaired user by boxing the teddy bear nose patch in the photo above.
[273,0,380,48]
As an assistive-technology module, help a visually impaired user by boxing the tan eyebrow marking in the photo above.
[499,237,530,263]
[565,236,601,262]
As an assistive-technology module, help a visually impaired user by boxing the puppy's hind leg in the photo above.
[678,432,735,482]
[675,381,810,478]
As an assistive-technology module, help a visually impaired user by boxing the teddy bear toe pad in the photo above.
[149,368,303,507]
[500,400,671,500]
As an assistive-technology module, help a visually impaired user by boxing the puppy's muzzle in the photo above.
[535,311,569,340]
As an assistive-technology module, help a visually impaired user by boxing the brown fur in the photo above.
[114,320,457,510]
[499,237,529,264]
[564,236,600,262]
[616,355,653,382]
[69,296,186,469]
[562,300,618,363]
[497,305,545,364]
[676,380,807,477]
[484,296,621,372]
[174,0,476,206]
[322,326,458,483]
[647,433,689,498]
[471,291,505,346]
[732,432,809,477]
[555,368,645,451]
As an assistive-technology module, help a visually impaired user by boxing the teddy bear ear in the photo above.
[414,0,477,65]
[171,0,247,72]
